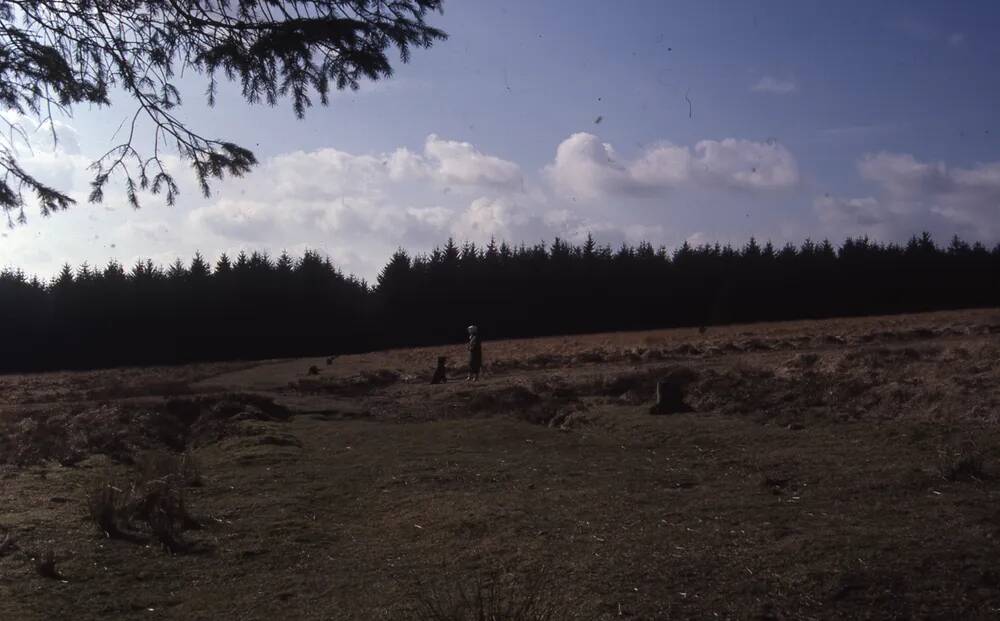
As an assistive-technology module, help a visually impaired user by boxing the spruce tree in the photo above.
[0,0,447,223]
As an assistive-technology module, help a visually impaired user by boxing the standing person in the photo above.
[467,325,482,381]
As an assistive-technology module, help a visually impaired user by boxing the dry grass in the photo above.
[410,566,561,621]
[86,450,203,553]
[2,308,1000,619]
[87,477,134,540]
[137,450,203,487]
[0,530,16,557]
[938,439,987,482]
[0,394,289,467]
[33,549,62,580]
[131,476,198,554]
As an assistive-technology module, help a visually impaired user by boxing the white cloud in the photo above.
[819,152,1000,239]
[814,195,888,226]
[189,198,282,241]
[693,139,799,190]
[0,124,830,283]
[423,134,523,189]
[1,111,81,156]
[858,152,952,197]
[630,143,693,187]
[406,206,454,229]
[545,132,798,200]
[685,231,712,247]
[451,197,524,241]
[546,133,635,200]
[257,135,522,202]
[751,76,797,94]
[386,148,428,182]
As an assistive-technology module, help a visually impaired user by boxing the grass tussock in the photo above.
[137,450,203,487]
[938,440,987,482]
[0,530,17,556]
[87,479,134,540]
[34,549,62,580]
[86,450,203,553]
[410,567,561,621]
[1,394,287,467]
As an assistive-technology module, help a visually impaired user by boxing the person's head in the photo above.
[467,324,478,335]
[437,356,447,366]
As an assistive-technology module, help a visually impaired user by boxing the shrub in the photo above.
[2,394,289,467]
[34,549,62,580]
[136,450,203,488]
[410,568,560,621]
[938,440,986,482]
[87,478,133,540]
[131,477,197,554]
[0,530,16,556]
[85,450,203,553]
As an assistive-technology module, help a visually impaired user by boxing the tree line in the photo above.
[1,233,997,372]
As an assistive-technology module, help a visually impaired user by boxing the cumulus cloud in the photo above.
[0,125,805,282]
[406,205,453,229]
[376,135,524,190]
[1,111,81,155]
[183,136,525,252]
[451,197,529,242]
[814,195,888,226]
[546,133,636,199]
[189,198,284,241]
[546,133,798,200]
[858,152,953,197]
[629,143,692,187]
[172,138,555,279]
[819,152,1000,239]
[751,76,797,94]
[694,139,799,190]
[423,134,523,188]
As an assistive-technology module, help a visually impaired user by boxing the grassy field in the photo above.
[2,308,1000,619]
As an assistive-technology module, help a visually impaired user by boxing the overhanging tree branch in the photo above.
[0,0,447,224]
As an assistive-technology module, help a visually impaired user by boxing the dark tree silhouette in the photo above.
[0,233,997,373]
[0,0,447,225]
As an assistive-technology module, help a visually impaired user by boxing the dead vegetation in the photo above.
[292,368,403,396]
[0,530,16,557]
[938,439,987,482]
[33,549,62,580]
[0,393,288,466]
[87,450,204,553]
[409,566,561,621]
[1,309,999,619]
[0,360,255,408]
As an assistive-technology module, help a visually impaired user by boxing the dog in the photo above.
[430,356,448,385]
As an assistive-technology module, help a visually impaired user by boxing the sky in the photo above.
[2,0,1000,282]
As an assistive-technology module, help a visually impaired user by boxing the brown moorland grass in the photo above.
[0,308,999,619]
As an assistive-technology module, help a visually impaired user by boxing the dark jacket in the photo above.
[468,334,482,372]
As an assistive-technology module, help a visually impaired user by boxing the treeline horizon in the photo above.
[1,232,998,373]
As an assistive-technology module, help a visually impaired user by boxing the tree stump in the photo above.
[649,379,692,415]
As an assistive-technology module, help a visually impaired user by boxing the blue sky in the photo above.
[3,0,999,281]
